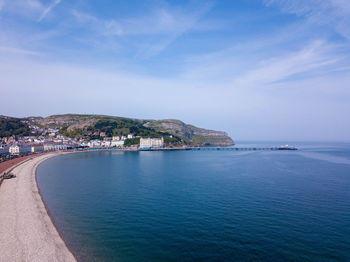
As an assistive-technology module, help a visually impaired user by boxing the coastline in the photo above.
[0,152,77,262]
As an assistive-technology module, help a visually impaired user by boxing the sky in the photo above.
[0,0,350,141]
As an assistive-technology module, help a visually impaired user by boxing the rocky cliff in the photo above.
[144,119,234,146]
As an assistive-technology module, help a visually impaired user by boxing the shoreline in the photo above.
[35,152,80,262]
[0,152,77,262]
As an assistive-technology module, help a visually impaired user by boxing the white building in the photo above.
[43,144,53,151]
[88,140,102,148]
[111,140,124,147]
[53,144,67,151]
[103,141,111,147]
[34,138,44,144]
[127,134,134,139]
[81,142,89,147]
[9,145,20,155]
[140,137,164,149]
[112,136,120,141]
[43,144,66,151]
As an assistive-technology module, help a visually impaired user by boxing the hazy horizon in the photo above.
[1,0,350,141]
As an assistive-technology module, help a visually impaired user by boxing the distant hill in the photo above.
[0,114,234,146]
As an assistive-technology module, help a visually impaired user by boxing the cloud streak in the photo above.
[233,41,341,87]
[38,0,61,22]
[264,0,350,40]
[71,2,214,57]
[0,46,41,56]
[181,33,349,90]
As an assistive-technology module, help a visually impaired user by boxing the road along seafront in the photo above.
[0,153,77,262]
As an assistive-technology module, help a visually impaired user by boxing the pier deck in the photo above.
[139,146,298,151]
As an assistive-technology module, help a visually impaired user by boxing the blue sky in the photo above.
[0,0,350,141]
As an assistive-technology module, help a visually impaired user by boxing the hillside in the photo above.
[1,114,234,146]
[0,116,31,137]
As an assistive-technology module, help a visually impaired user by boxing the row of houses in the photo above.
[85,140,125,148]
[6,137,165,155]
[86,137,164,149]
[43,144,68,151]
[2,135,78,146]
[7,144,67,155]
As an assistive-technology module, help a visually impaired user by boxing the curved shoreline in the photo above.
[0,152,77,262]
[35,152,80,262]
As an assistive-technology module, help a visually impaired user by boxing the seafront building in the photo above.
[88,139,125,148]
[103,141,111,147]
[88,140,102,148]
[9,145,20,155]
[43,144,54,151]
[111,140,124,147]
[43,144,67,151]
[140,137,164,149]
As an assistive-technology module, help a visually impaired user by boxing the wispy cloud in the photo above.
[23,0,43,11]
[120,4,214,36]
[264,0,350,40]
[71,10,123,36]
[134,3,214,58]
[71,2,214,57]
[72,2,214,36]
[233,41,341,87]
[0,0,44,18]
[38,0,61,22]
[181,36,349,90]
[0,46,41,56]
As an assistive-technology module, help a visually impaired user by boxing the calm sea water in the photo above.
[37,143,350,262]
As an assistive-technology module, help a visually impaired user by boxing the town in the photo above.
[0,129,167,157]
[0,114,237,162]
[0,121,174,161]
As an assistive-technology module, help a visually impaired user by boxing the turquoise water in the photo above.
[37,143,350,262]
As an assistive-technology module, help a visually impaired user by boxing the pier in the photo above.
[86,145,298,152]
[139,145,298,151]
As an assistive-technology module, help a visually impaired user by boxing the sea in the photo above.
[36,142,350,262]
